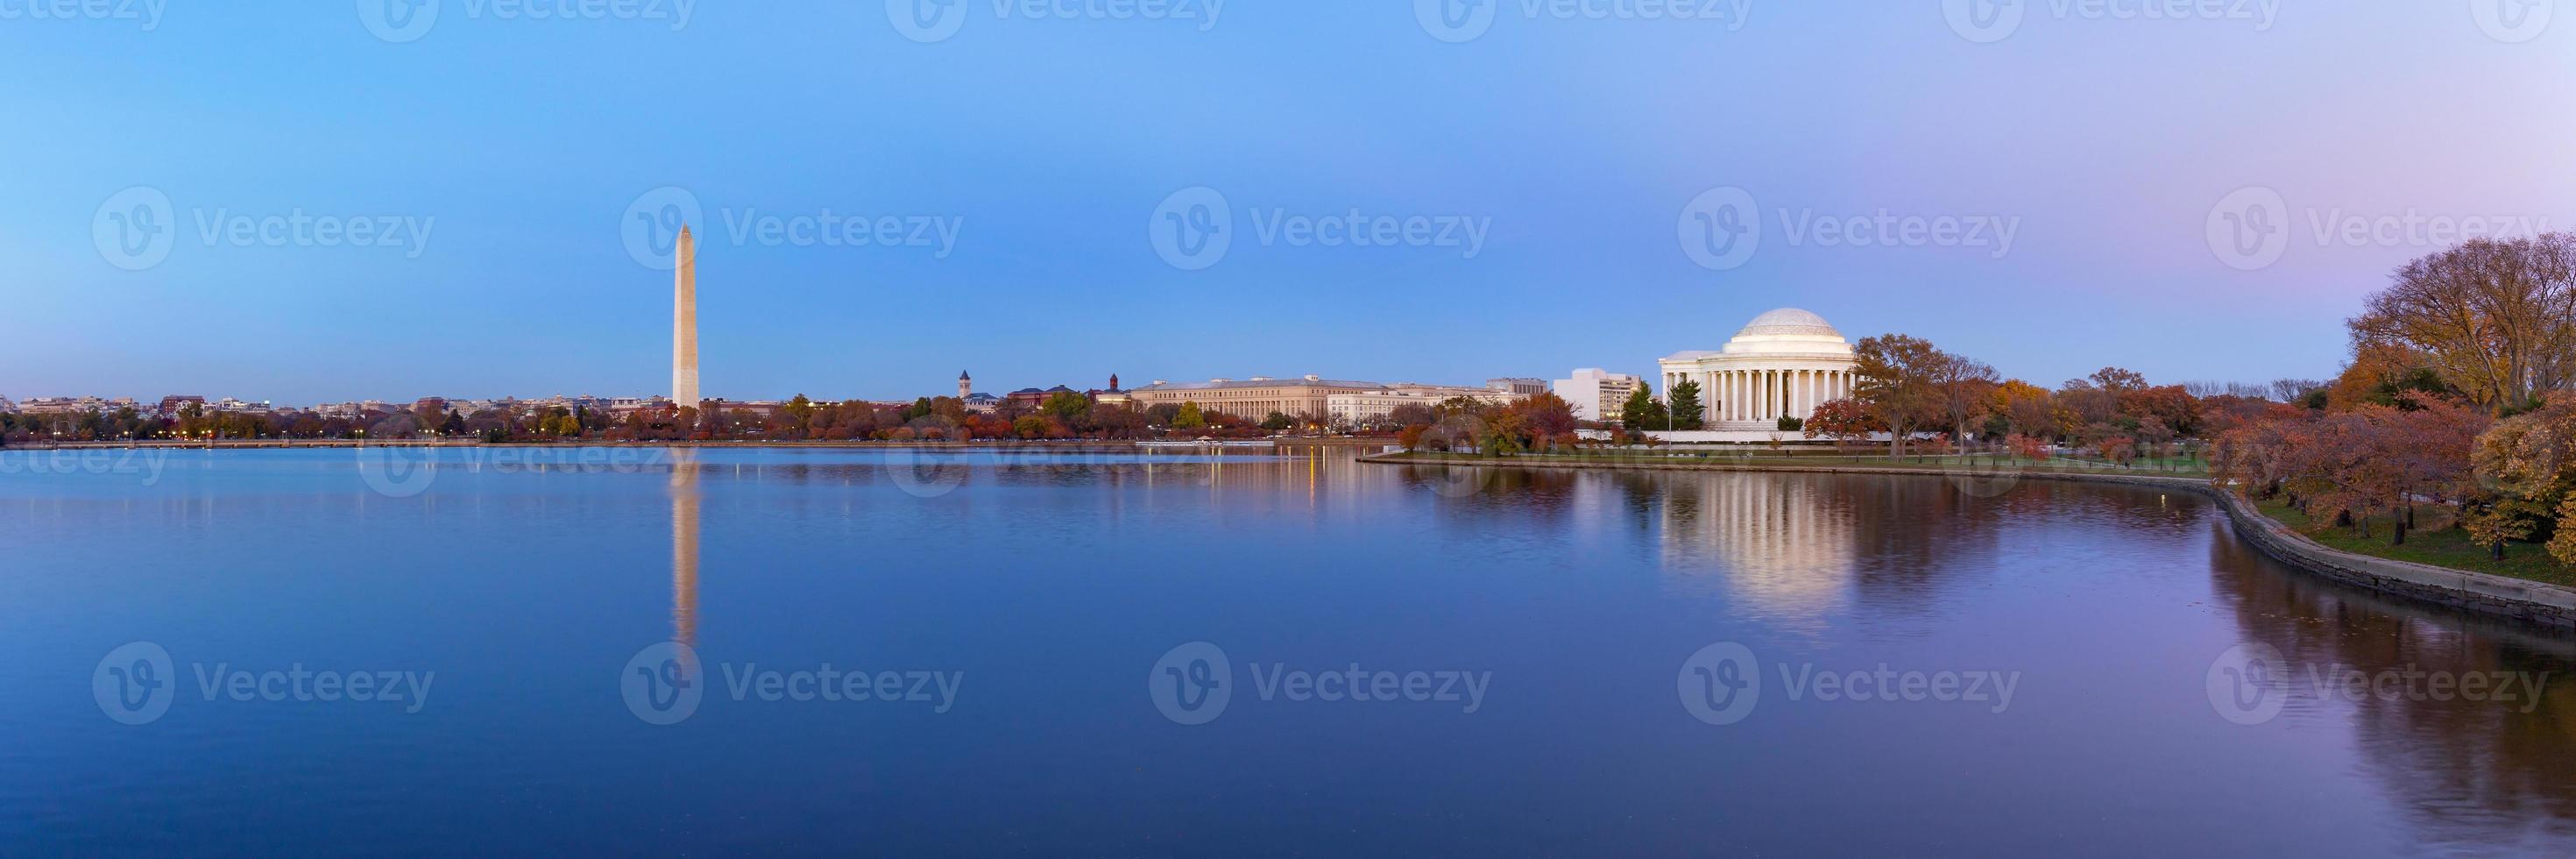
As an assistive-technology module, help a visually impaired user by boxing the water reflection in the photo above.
[670,450,698,648]
[2208,526,2576,849]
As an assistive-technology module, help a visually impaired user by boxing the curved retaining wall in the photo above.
[1362,451,2576,629]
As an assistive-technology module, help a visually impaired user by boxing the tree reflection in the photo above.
[2209,526,2576,846]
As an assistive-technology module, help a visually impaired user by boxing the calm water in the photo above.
[4,445,2572,856]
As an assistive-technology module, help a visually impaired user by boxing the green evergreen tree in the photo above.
[1618,386,1666,429]
[1174,401,1207,430]
[1667,379,1706,430]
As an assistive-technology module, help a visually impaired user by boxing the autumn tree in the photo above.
[1851,333,1949,458]
[1933,353,1999,445]
[2349,232,2576,413]
[1802,397,1881,452]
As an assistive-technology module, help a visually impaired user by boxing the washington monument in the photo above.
[672,224,698,408]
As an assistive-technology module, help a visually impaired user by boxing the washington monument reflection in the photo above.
[670,450,699,647]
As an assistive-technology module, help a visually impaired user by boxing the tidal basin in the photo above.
[4,446,2571,855]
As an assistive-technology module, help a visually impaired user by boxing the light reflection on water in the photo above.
[1,444,2571,855]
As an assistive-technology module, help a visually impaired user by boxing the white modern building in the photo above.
[1552,368,1644,422]
[1326,385,1515,425]
[1657,308,1859,430]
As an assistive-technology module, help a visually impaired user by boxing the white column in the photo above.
[1701,372,1713,424]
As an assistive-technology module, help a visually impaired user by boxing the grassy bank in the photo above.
[2251,498,2576,588]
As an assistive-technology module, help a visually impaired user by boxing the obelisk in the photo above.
[671,225,698,409]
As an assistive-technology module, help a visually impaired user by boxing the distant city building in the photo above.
[1127,375,1385,421]
[962,393,1002,412]
[1008,385,1079,407]
[1659,308,1859,428]
[957,371,972,402]
[1553,368,1645,422]
[1092,373,1130,407]
[1486,378,1547,397]
[413,397,448,416]
[159,394,206,415]
[1327,387,1511,424]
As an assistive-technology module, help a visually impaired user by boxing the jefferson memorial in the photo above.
[1658,308,1859,430]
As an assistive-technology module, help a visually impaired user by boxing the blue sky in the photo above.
[7,2,2573,403]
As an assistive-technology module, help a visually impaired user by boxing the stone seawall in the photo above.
[1362,451,2576,630]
